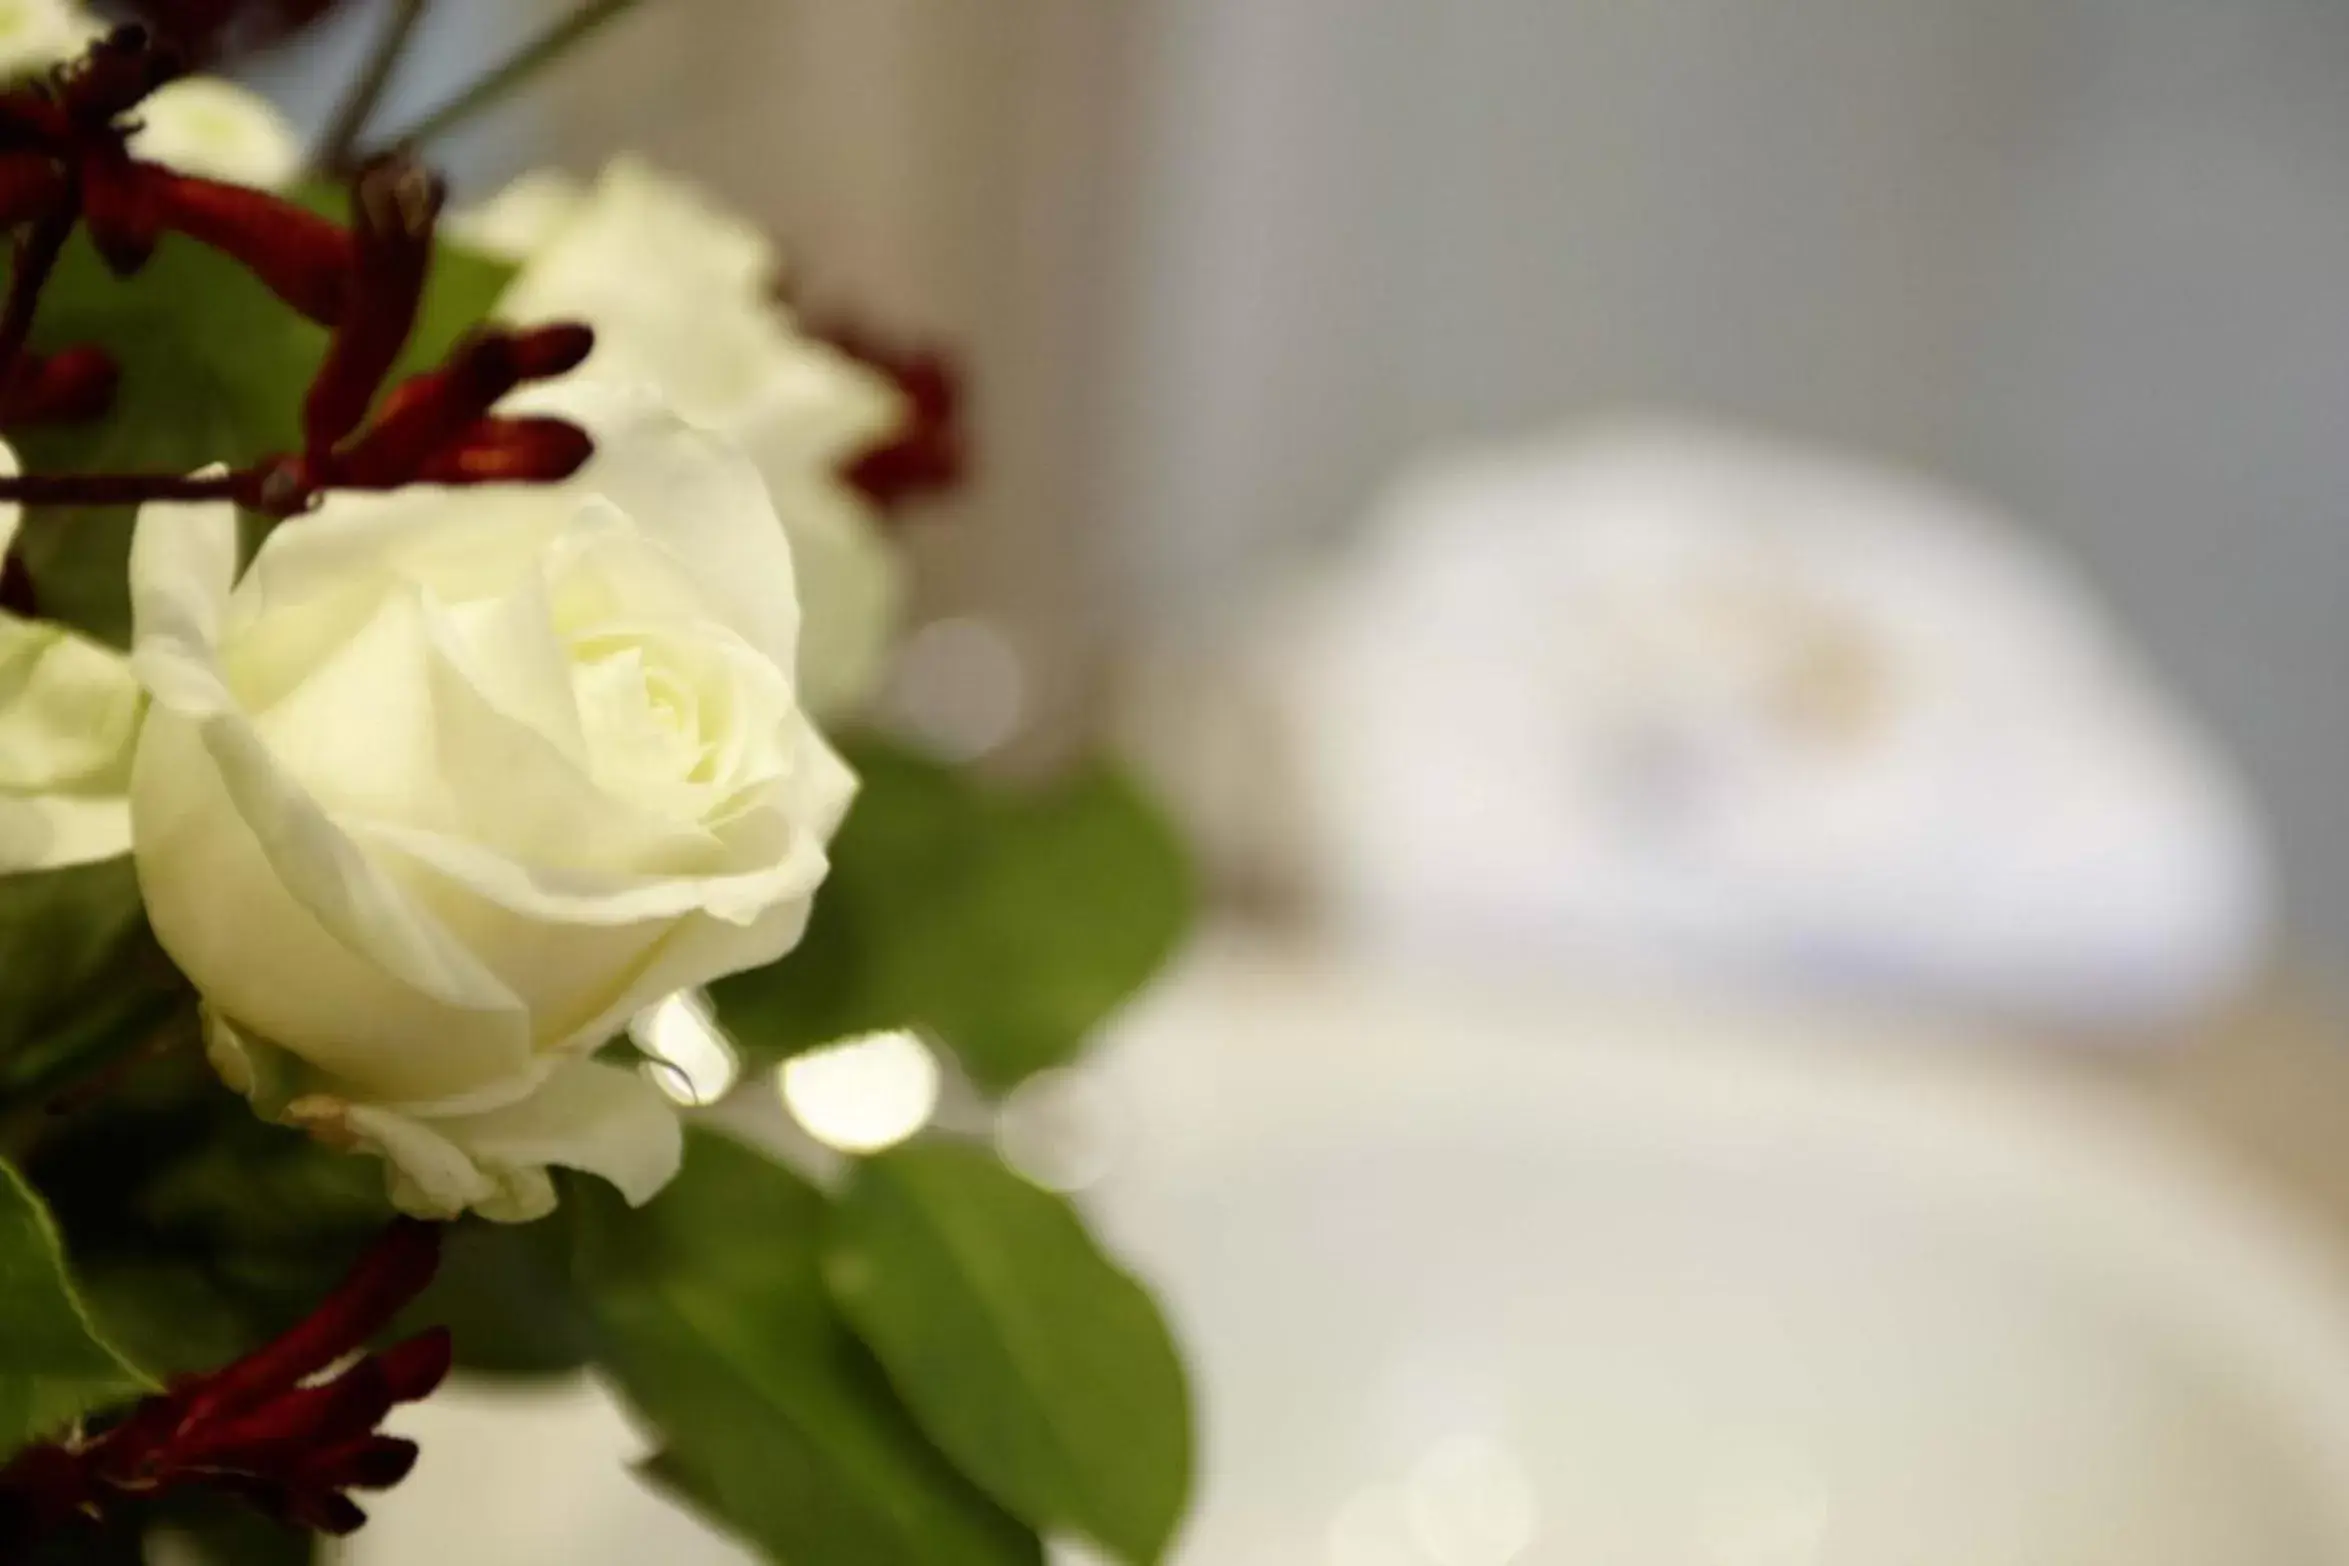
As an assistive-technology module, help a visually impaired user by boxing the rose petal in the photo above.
[0,792,129,871]
[0,435,18,562]
[513,382,805,683]
[332,1057,682,1222]
[131,500,534,1102]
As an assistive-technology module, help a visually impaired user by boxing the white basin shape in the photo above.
[1084,948,2349,1566]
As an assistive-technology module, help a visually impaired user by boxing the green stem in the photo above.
[376,0,646,152]
[312,0,434,174]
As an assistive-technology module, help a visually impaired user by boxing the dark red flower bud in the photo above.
[187,1219,441,1424]
[59,25,184,127]
[0,153,64,229]
[507,321,595,379]
[413,416,593,487]
[0,1222,451,1545]
[0,344,118,424]
[304,153,443,455]
[314,1433,422,1492]
[331,326,596,491]
[110,163,354,319]
[0,92,68,155]
[809,318,968,511]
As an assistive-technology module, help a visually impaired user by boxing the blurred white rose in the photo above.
[0,4,298,187]
[127,387,857,1220]
[1271,421,2270,1029]
[0,441,139,872]
[0,0,101,79]
[129,75,301,189]
[468,157,909,719]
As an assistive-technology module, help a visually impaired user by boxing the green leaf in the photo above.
[13,231,321,646]
[0,1158,150,1457]
[573,1130,1043,1566]
[825,1142,1192,1565]
[27,1049,391,1378]
[12,216,515,647]
[398,1215,593,1379]
[0,857,188,1109]
[145,1491,315,1566]
[713,741,1193,1091]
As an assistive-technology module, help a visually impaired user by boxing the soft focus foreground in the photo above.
[0,6,1191,1563]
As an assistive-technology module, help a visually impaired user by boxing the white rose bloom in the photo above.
[129,76,302,189]
[448,168,590,263]
[0,0,298,187]
[0,442,140,872]
[0,0,101,80]
[126,386,857,1221]
[475,156,910,718]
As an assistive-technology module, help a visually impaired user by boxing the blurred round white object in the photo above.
[1086,940,2349,1565]
[1274,421,2268,1027]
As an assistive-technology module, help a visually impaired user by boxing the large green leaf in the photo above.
[27,1049,391,1378]
[713,741,1193,1091]
[0,857,189,1111]
[12,218,515,647]
[825,1142,1191,1564]
[398,1215,593,1379]
[146,1491,315,1566]
[0,1158,149,1457]
[572,1130,1043,1566]
[12,231,318,646]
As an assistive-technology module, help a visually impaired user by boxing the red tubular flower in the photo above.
[0,153,64,229]
[0,1220,452,1546]
[410,416,594,487]
[330,324,595,491]
[809,319,969,511]
[303,154,444,456]
[87,159,354,319]
[57,26,186,129]
[0,344,119,424]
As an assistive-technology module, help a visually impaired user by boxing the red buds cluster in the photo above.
[810,317,968,513]
[0,25,598,510]
[0,1221,452,1544]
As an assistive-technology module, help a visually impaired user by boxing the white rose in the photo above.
[0,4,298,189]
[0,0,102,80]
[471,157,909,718]
[128,76,301,189]
[126,386,857,1221]
[0,438,140,872]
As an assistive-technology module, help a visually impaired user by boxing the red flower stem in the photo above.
[0,192,76,384]
[0,468,251,508]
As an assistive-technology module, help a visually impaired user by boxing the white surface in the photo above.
[354,940,2349,1563]
[1092,941,2349,1564]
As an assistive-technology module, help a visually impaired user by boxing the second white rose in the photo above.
[126,386,856,1221]
[465,157,911,720]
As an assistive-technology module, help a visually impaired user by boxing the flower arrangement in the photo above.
[0,5,1195,1562]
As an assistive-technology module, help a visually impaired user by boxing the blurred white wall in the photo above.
[1099,0,2349,970]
